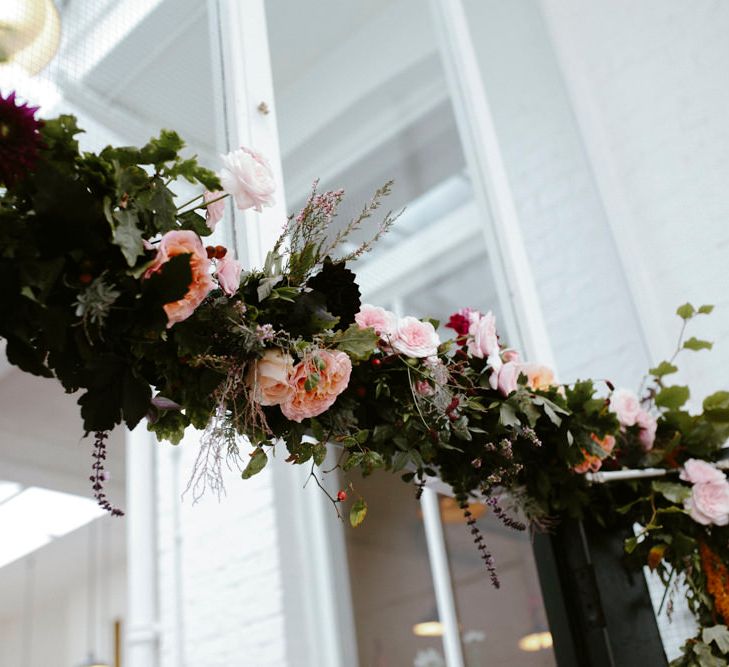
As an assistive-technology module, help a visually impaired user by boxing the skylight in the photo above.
[0,482,106,568]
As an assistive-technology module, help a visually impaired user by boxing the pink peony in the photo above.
[392,316,440,358]
[247,349,294,406]
[355,304,397,340]
[281,350,352,422]
[219,147,276,212]
[446,307,477,337]
[203,191,226,231]
[610,388,642,427]
[685,480,729,526]
[143,230,214,327]
[636,410,658,450]
[215,255,242,296]
[467,311,499,359]
[680,459,726,485]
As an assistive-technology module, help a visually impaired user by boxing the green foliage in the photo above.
[656,385,690,410]
[349,498,368,527]
[242,448,268,479]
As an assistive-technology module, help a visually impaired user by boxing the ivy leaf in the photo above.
[178,210,213,237]
[111,210,145,266]
[499,402,521,427]
[139,129,185,165]
[676,303,696,320]
[698,304,715,315]
[331,324,378,361]
[655,385,690,410]
[649,361,678,378]
[702,625,729,657]
[241,447,268,479]
[683,337,713,352]
[350,499,368,527]
[652,480,691,504]
[121,370,152,430]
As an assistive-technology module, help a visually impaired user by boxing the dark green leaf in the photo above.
[241,447,268,479]
[704,391,729,422]
[652,480,691,504]
[331,324,378,361]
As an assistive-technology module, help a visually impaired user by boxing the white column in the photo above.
[125,424,160,667]
[429,0,555,365]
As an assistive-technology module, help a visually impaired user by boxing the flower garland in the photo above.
[3,95,729,664]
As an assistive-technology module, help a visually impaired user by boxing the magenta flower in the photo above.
[0,92,44,187]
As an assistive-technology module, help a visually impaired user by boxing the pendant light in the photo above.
[0,0,61,76]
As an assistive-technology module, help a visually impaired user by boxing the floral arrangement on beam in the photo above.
[2,93,729,664]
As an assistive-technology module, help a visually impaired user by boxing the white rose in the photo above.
[219,147,276,212]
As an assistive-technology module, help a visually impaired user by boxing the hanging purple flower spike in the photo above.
[0,91,44,187]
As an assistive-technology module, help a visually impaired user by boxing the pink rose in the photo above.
[355,304,397,340]
[520,363,556,391]
[219,147,276,212]
[636,410,658,450]
[502,349,520,363]
[467,311,499,359]
[415,380,434,397]
[215,255,242,296]
[203,191,226,231]
[392,316,440,358]
[143,230,214,327]
[685,480,729,526]
[281,350,352,422]
[610,388,641,427]
[680,459,726,485]
[247,349,294,406]
[495,361,519,396]
[445,307,477,337]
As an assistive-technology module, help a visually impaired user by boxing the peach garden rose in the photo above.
[143,230,214,327]
[246,349,294,406]
[281,350,352,422]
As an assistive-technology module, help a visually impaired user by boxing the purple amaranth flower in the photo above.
[0,91,44,187]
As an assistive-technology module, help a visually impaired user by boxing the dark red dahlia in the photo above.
[0,91,44,187]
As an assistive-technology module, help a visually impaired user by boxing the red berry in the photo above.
[448,412,458,422]
[206,246,216,259]
[214,245,227,259]
[79,273,93,285]
[371,358,382,368]
[337,490,348,502]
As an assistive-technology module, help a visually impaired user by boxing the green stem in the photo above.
[176,193,204,212]
[177,192,229,217]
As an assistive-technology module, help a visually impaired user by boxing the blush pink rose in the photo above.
[415,380,434,397]
[281,350,352,422]
[636,409,658,450]
[203,191,226,231]
[143,230,214,327]
[610,388,641,427]
[680,458,726,485]
[392,316,440,358]
[247,349,294,406]
[684,480,729,526]
[467,311,499,359]
[355,304,397,340]
[502,349,520,363]
[219,147,276,212]
[495,361,519,395]
[215,255,242,296]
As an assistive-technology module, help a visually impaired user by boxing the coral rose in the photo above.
[680,459,726,485]
[219,147,276,212]
[215,255,242,296]
[685,480,729,526]
[247,349,294,406]
[610,388,641,427]
[467,311,499,359]
[143,230,214,327]
[355,304,397,340]
[392,316,440,358]
[573,434,616,474]
[281,350,352,422]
